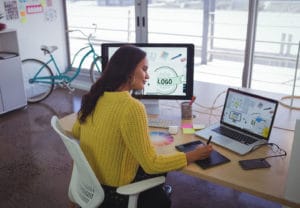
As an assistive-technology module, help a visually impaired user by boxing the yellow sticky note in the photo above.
[20,17,27,23]
[183,128,195,134]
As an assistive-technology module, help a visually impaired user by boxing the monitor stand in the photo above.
[141,99,160,115]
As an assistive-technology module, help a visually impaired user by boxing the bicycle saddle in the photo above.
[41,45,58,55]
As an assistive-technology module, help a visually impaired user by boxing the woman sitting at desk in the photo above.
[72,45,213,208]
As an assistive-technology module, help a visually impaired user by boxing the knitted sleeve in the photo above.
[120,101,187,174]
[72,118,81,140]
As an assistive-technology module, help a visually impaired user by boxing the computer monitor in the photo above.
[101,43,194,114]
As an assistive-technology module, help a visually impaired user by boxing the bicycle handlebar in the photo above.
[68,29,87,37]
[68,23,97,41]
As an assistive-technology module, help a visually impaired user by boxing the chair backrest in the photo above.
[51,116,105,208]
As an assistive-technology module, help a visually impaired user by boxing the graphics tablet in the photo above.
[176,140,230,169]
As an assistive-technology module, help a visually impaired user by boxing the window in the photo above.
[64,0,300,97]
[193,0,248,87]
[65,0,136,70]
[251,0,300,95]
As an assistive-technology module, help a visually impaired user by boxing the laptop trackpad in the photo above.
[214,135,235,145]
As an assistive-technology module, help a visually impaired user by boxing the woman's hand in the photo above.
[185,144,213,164]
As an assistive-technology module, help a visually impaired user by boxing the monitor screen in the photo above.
[101,43,194,100]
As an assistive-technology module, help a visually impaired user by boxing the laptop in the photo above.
[195,88,278,155]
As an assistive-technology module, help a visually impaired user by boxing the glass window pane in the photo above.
[66,0,136,69]
[147,0,248,87]
[147,0,204,81]
[252,0,300,96]
[202,0,248,87]
[148,1,203,44]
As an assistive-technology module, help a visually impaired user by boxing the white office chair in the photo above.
[51,116,166,208]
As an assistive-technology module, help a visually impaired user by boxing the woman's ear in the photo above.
[129,75,136,87]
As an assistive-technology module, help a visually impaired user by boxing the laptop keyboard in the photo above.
[148,118,178,128]
[212,126,257,145]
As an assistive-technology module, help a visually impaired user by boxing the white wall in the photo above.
[285,119,300,204]
[0,1,67,70]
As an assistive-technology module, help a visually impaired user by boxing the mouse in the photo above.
[168,126,178,135]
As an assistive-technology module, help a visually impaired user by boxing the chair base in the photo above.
[162,185,173,198]
[69,201,79,208]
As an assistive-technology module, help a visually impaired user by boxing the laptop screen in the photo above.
[221,88,278,140]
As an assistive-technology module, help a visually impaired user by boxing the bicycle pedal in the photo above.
[64,83,75,92]
[68,87,75,92]
[58,82,65,88]
[58,81,74,92]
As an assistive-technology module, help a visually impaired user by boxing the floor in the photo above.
[0,87,282,208]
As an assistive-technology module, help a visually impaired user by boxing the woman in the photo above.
[72,45,212,208]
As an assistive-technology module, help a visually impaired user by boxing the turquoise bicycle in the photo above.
[21,26,102,103]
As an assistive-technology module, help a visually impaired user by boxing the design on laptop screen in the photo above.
[222,90,277,138]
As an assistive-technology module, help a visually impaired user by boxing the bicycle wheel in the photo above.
[90,56,102,83]
[22,59,54,103]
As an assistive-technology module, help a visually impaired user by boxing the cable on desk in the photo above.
[206,90,226,125]
[166,90,226,111]
[176,90,226,124]
[193,90,226,111]
[192,109,221,117]
[159,90,226,125]
[279,95,300,111]
[272,125,295,132]
[194,103,223,110]
[249,142,287,160]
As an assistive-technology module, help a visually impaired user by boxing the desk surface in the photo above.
[59,81,299,208]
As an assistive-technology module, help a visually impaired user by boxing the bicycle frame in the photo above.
[30,41,101,85]
[63,41,101,82]
[23,25,102,103]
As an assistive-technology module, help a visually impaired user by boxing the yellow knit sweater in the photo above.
[72,91,187,187]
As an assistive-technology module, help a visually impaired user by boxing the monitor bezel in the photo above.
[101,43,194,100]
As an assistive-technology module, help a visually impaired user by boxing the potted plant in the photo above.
[0,13,6,31]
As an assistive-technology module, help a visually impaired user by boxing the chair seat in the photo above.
[51,116,166,208]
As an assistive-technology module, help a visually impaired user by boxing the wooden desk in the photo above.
[59,81,300,208]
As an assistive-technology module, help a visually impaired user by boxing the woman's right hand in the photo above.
[185,144,213,164]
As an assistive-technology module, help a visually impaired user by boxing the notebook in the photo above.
[195,88,278,155]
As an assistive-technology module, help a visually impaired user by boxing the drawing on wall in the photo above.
[1,0,57,23]
[46,0,52,7]
[4,0,19,20]
[44,7,56,21]
[19,6,27,23]
[26,3,43,14]
[16,1,26,23]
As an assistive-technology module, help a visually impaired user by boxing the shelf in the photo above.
[0,29,27,115]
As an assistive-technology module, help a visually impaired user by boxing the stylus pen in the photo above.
[189,96,196,106]
[207,135,212,145]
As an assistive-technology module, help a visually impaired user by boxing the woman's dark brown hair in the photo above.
[78,45,146,123]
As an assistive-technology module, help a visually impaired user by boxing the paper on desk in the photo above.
[193,124,205,130]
